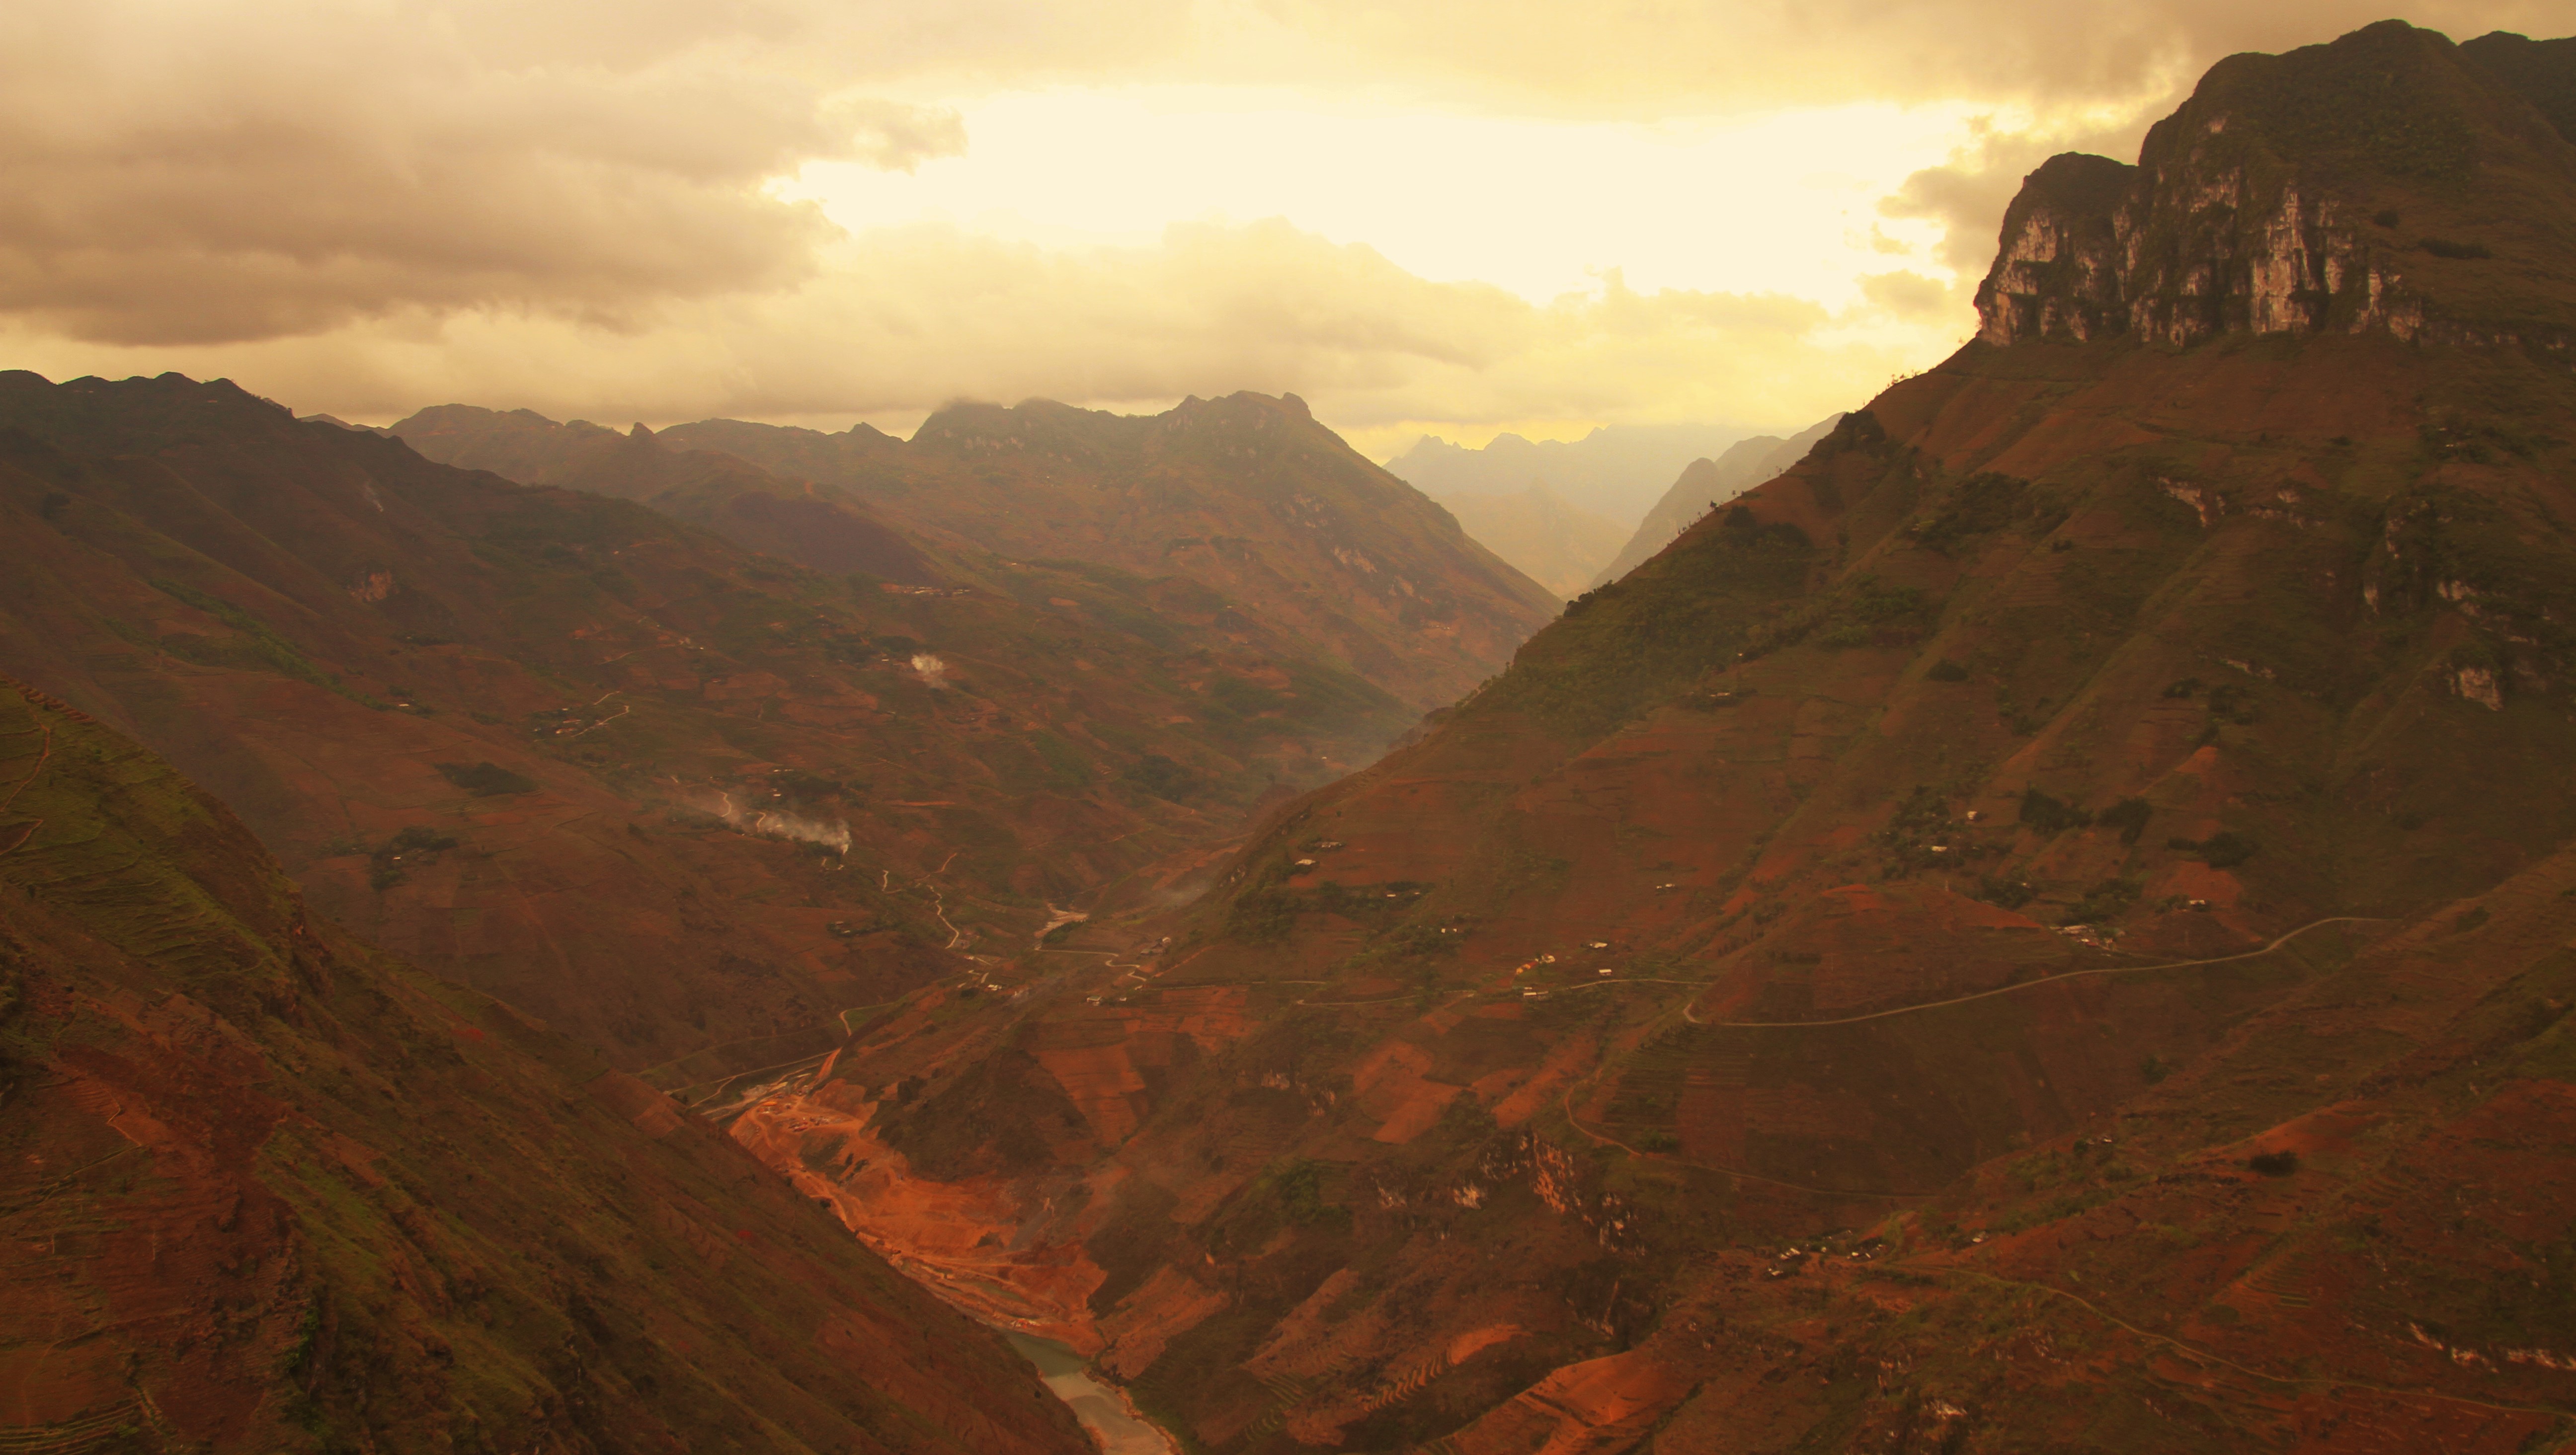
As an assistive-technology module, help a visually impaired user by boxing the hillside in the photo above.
[1423,483,1628,599]
[391,407,940,583]
[399,396,1563,714]
[672,395,1560,710]
[1586,414,1840,589]
[0,677,1090,1453]
[0,371,1407,1076]
[696,22,2576,1453]
[1382,423,1754,528]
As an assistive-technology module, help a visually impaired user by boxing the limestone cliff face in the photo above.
[1977,21,2576,352]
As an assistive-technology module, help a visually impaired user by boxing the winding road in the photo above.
[1682,916,2388,1028]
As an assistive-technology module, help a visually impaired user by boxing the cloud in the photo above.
[0,216,1966,448]
[1858,271,1960,319]
[1879,112,2159,273]
[0,1,2551,442]
[0,2,971,345]
[1243,0,2558,115]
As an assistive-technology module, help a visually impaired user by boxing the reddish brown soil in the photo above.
[0,679,1090,1453]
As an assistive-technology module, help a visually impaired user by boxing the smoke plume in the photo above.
[703,791,852,854]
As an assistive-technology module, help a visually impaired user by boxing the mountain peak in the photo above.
[1976,19,2576,352]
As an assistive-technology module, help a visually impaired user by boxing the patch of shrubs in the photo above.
[436,761,537,796]
[2167,831,2258,869]
[1975,874,2035,910]
[2019,787,2091,833]
[369,825,460,891]
[2095,797,2152,845]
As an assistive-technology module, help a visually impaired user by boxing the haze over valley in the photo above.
[8,7,2576,1454]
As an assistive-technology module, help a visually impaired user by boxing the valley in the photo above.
[676,22,2576,1454]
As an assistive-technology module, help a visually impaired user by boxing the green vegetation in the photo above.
[1906,471,2033,555]
[145,579,373,704]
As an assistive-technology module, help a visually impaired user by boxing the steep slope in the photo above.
[1383,424,1754,528]
[652,395,1562,711]
[0,677,1090,1454]
[1586,414,1840,589]
[0,371,1404,1075]
[707,21,2576,1454]
[1423,482,1628,599]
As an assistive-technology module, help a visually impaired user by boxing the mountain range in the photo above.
[394,395,1560,715]
[1583,414,1845,591]
[8,16,2576,1455]
[0,371,1423,1080]
[1419,484,1629,599]
[1382,424,1757,529]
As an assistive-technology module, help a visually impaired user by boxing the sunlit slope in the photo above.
[0,678,1091,1454]
[0,371,1404,1072]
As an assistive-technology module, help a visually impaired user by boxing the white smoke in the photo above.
[702,791,852,855]
[910,652,949,689]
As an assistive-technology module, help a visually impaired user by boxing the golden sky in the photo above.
[0,0,2556,454]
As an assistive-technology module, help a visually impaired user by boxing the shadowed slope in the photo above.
[654,394,1562,712]
[0,678,1091,1454]
[0,371,1405,1073]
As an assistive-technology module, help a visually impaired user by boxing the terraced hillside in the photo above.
[0,371,1407,1072]
[701,23,2576,1453]
[0,678,1091,1454]
[399,394,1563,713]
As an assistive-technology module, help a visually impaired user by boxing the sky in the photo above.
[0,1,2558,457]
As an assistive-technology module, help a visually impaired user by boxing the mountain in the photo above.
[397,395,1562,714]
[700,22,2576,1452]
[0,371,1407,1078]
[0,676,1089,1453]
[391,406,940,583]
[1382,423,1757,529]
[1585,414,1842,589]
[1422,482,1628,599]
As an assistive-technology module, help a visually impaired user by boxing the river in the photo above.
[1006,1334,1179,1455]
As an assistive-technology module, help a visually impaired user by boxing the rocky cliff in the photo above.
[1978,22,2576,351]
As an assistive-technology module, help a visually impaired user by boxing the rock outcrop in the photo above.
[1978,22,2576,352]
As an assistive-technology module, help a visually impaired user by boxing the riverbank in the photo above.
[1007,1334,1180,1455]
